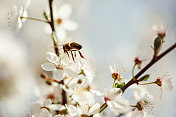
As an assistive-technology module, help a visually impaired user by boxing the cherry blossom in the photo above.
[45,3,78,41]
[155,73,173,99]
[109,63,125,82]
[131,95,153,117]
[8,0,31,29]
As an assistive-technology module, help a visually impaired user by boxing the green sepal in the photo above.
[43,11,49,20]
[115,82,125,88]
[139,74,150,81]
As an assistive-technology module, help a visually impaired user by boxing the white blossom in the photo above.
[155,73,173,99]
[66,103,100,117]
[32,108,52,117]
[45,3,78,41]
[8,0,31,29]
[109,62,125,82]
[30,99,52,116]
[41,52,77,81]
[130,95,153,117]
[104,88,130,115]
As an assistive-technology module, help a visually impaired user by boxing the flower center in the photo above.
[57,18,62,24]
[155,78,162,86]
[136,101,144,111]
[104,97,112,101]
[56,65,63,70]
[134,58,142,69]
[112,73,122,82]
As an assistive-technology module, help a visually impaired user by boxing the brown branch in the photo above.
[48,0,67,105]
[48,0,55,32]
[48,0,59,56]
[121,42,176,91]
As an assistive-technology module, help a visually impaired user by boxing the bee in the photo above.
[63,42,84,62]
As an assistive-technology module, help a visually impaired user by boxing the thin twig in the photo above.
[21,16,49,23]
[122,42,176,91]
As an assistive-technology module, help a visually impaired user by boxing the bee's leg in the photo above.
[66,51,70,59]
[78,51,84,59]
[74,51,77,58]
[71,51,75,62]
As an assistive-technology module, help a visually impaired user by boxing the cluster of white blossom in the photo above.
[7,0,174,117]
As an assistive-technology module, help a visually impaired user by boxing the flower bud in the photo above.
[112,73,123,82]
[46,80,52,85]
[134,57,142,69]
[112,73,118,79]
[154,36,164,56]
[40,72,47,79]
[43,11,48,20]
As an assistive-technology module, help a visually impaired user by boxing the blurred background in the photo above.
[0,0,176,116]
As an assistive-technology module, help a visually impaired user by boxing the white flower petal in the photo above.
[53,70,64,81]
[62,19,78,31]
[46,52,59,64]
[94,114,101,117]
[107,101,130,115]
[131,108,140,117]
[43,99,52,106]
[66,105,79,116]
[105,88,122,100]
[41,62,56,71]
[72,95,79,102]
[40,108,52,117]
[56,28,66,41]
[8,5,18,24]
[22,10,28,20]
[64,68,78,78]
[107,101,120,115]
[58,3,72,19]
[30,102,41,115]
[109,65,114,73]
[24,0,31,9]
[53,115,64,117]
[137,110,144,117]
[90,89,103,96]
[48,104,65,110]
[89,103,100,115]
[17,18,22,29]
[18,6,24,16]
[163,78,173,91]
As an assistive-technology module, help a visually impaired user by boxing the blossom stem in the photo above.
[21,16,49,23]
[48,0,55,32]
[139,82,155,85]
[132,64,136,78]
[99,103,108,113]
[113,79,116,88]
[130,105,136,107]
